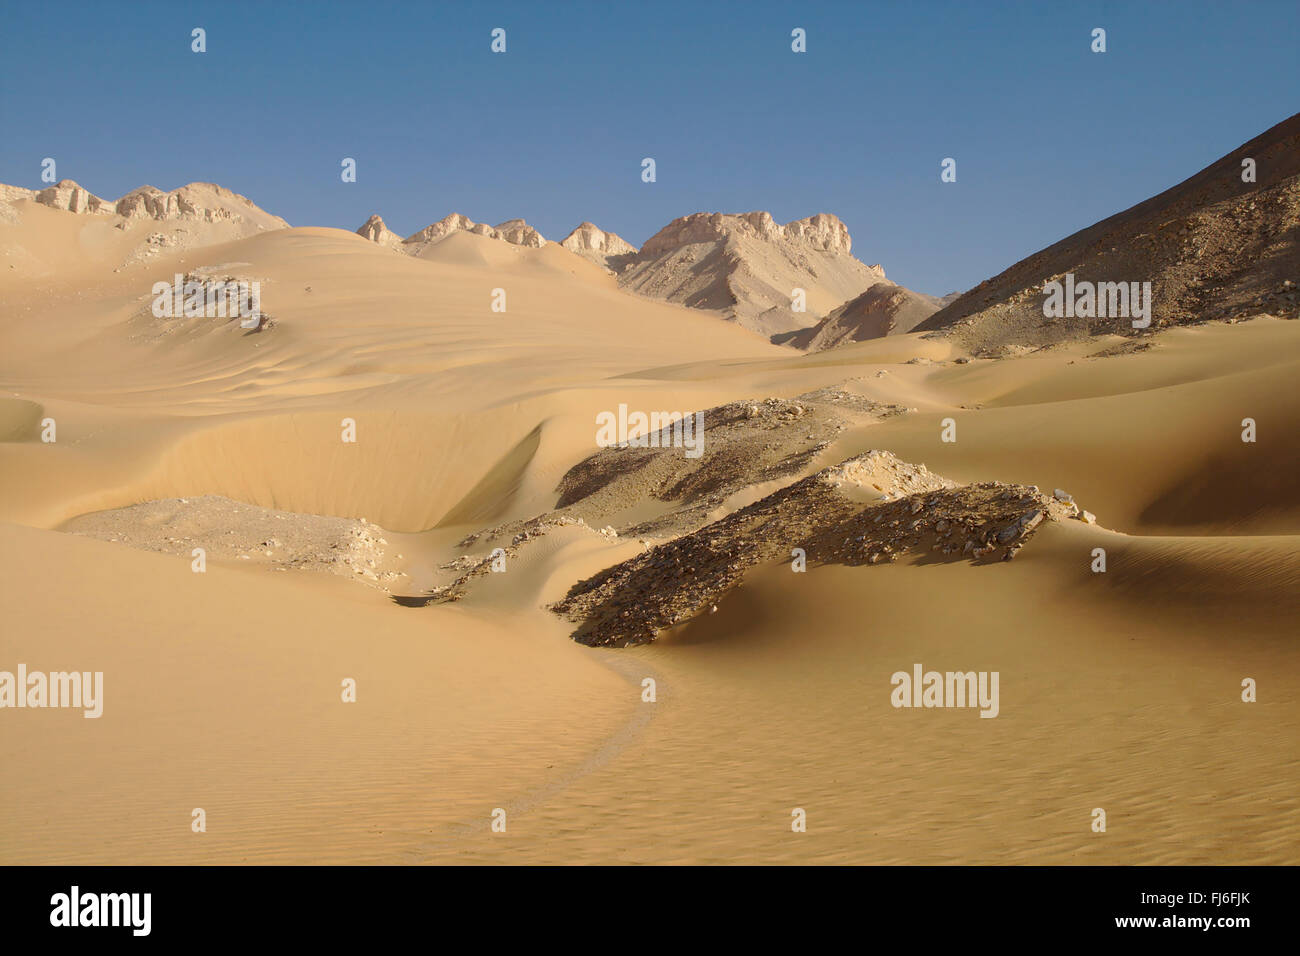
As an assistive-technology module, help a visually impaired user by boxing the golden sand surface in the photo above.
[2,218,1296,863]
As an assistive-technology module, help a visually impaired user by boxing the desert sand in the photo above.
[1,149,1297,866]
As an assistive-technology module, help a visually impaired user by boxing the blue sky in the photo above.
[2,0,1296,295]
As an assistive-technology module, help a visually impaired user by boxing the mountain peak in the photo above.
[402,214,546,248]
[639,211,854,257]
[36,180,114,215]
[792,281,945,351]
[356,214,403,247]
[0,178,288,229]
[618,210,883,338]
[916,110,1300,348]
[112,182,288,227]
[561,221,638,254]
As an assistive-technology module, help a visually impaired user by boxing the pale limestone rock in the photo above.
[35,179,113,215]
[355,214,404,247]
[560,221,637,257]
[402,213,546,248]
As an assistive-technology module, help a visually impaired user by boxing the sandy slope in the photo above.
[1,206,1297,864]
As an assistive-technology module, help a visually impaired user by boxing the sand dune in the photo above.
[2,153,1297,865]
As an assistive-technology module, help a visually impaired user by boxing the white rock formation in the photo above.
[0,184,36,204]
[1,179,288,231]
[35,180,115,215]
[491,218,546,248]
[638,212,855,257]
[355,214,404,248]
[561,222,637,256]
[616,211,886,337]
[402,213,546,250]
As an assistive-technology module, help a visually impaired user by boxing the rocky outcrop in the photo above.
[355,214,404,247]
[0,184,35,207]
[491,218,546,247]
[2,179,289,232]
[561,221,637,256]
[113,182,288,229]
[916,111,1300,350]
[355,212,551,256]
[783,213,855,254]
[559,221,638,270]
[614,210,886,338]
[60,495,404,591]
[551,450,1091,646]
[792,281,946,351]
[402,213,545,250]
[34,180,114,215]
[638,211,853,257]
[404,213,492,245]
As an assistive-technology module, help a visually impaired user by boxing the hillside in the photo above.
[612,211,887,338]
[790,281,948,350]
[915,112,1300,352]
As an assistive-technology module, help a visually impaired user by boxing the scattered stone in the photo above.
[552,450,1089,646]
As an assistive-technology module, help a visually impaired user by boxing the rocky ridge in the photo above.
[552,451,1092,646]
[559,221,638,271]
[1,179,288,229]
[792,281,948,350]
[613,211,888,338]
[355,213,404,248]
[916,111,1300,350]
[400,213,546,250]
